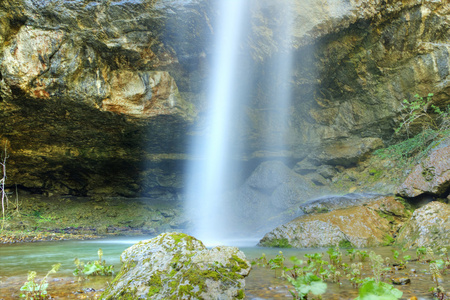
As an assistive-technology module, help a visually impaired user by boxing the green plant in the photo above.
[73,248,114,277]
[346,248,357,262]
[356,250,369,262]
[267,251,285,278]
[355,279,403,300]
[303,252,329,279]
[1,141,8,230]
[286,272,327,300]
[251,253,268,267]
[326,246,342,267]
[391,248,410,270]
[345,263,364,288]
[20,263,61,300]
[368,251,390,283]
[416,246,428,261]
[396,93,437,138]
[429,262,446,300]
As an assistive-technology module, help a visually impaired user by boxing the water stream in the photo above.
[0,238,443,299]
[185,0,251,245]
[185,0,297,246]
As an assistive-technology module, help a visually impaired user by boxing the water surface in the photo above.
[0,238,442,299]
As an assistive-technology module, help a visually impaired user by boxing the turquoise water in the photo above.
[0,238,441,299]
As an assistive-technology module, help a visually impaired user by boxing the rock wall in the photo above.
[0,0,208,196]
[0,0,449,201]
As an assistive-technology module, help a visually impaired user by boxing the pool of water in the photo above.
[0,237,443,299]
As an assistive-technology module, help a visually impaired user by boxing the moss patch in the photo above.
[260,238,292,248]
[338,240,353,248]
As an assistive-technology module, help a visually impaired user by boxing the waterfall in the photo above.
[186,0,295,245]
[185,0,249,245]
[262,1,295,159]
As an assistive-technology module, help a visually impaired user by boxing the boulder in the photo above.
[226,161,323,236]
[101,232,251,300]
[397,137,450,198]
[396,202,450,248]
[299,193,388,214]
[259,196,409,248]
[309,137,385,167]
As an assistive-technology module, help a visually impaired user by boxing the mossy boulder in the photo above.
[396,202,450,248]
[101,232,251,300]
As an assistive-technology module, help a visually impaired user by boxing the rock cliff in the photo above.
[0,0,449,204]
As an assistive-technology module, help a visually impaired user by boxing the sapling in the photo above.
[1,142,8,230]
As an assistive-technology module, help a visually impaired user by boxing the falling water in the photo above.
[262,1,295,158]
[186,0,296,245]
[186,0,249,245]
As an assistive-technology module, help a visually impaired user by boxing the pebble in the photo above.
[392,277,411,285]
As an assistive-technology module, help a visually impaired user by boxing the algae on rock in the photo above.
[101,232,251,300]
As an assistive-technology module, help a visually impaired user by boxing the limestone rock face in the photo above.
[396,202,450,248]
[259,196,409,248]
[397,137,450,198]
[101,232,251,300]
[247,0,450,165]
[0,0,449,201]
[0,0,204,195]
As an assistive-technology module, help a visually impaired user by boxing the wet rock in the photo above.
[316,165,338,179]
[293,159,317,175]
[396,202,450,248]
[227,161,322,236]
[310,137,384,167]
[397,137,450,198]
[392,277,411,285]
[259,196,408,248]
[299,193,387,214]
[101,232,251,300]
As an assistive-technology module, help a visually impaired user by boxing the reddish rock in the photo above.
[397,138,450,197]
[259,196,408,248]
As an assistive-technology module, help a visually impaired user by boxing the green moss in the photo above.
[382,234,395,246]
[338,240,353,248]
[231,254,249,272]
[170,232,189,244]
[236,289,245,299]
[260,238,292,248]
[311,206,329,213]
[376,211,394,222]
[178,284,194,295]
[147,286,160,297]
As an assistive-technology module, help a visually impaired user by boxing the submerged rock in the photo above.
[397,137,450,198]
[396,202,450,248]
[259,196,409,248]
[101,232,251,300]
